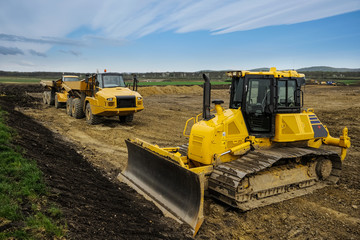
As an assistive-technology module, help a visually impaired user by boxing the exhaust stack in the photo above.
[202,74,213,120]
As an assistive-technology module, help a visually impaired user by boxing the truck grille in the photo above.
[116,96,136,108]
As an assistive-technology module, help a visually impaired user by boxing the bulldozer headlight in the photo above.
[107,98,114,101]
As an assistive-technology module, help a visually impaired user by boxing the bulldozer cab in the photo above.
[229,70,305,137]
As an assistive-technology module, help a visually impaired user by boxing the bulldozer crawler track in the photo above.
[178,143,189,156]
[208,147,341,210]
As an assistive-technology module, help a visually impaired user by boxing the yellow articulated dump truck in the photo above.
[41,72,144,124]
[40,75,79,106]
[119,67,350,236]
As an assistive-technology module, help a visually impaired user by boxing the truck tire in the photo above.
[119,114,134,123]
[49,91,55,106]
[71,98,84,119]
[85,103,101,125]
[66,98,73,116]
[54,94,62,108]
[42,92,48,105]
[46,91,52,105]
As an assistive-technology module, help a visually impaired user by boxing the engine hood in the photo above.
[97,87,142,99]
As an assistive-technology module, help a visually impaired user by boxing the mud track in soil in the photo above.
[1,83,359,239]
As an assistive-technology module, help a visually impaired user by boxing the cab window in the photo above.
[231,77,244,108]
[63,77,79,82]
[277,80,296,107]
[245,78,272,133]
[246,79,271,113]
[102,75,126,88]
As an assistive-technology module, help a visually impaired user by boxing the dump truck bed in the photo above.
[40,80,56,88]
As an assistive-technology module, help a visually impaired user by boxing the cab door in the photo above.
[242,75,275,136]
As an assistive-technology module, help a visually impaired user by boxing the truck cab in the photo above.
[83,72,144,124]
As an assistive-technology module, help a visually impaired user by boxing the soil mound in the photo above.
[138,85,203,96]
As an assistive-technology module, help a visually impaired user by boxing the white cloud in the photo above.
[86,0,360,37]
[0,0,359,59]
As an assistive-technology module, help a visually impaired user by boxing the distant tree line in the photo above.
[301,71,360,80]
[1,70,359,82]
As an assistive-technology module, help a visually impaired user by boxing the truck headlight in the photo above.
[137,97,142,100]
[107,98,114,101]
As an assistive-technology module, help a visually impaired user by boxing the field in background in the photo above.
[0,76,230,86]
[0,77,51,84]
[1,72,359,86]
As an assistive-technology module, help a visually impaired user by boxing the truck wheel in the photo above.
[71,98,84,119]
[46,91,52,105]
[66,98,73,116]
[54,94,62,109]
[49,91,55,106]
[119,114,134,123]
[42,92,48,105]
[85,103,101,125]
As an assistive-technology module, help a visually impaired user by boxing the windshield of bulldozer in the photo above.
[101,75,126,88]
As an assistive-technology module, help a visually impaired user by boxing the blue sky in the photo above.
[0,0,359,72]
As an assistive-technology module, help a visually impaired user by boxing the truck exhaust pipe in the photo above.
[132,74,138,92]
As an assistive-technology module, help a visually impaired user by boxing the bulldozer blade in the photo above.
[118,139,204,236]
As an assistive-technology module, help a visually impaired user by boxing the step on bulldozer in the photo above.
[118,67,350,235]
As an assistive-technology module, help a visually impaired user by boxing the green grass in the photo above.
[137,81,231,86]
[0,77,47,83]
[0,109,66,239]
[0,75,232,86]
[334,79,360,85]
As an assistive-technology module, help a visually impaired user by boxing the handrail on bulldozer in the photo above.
[183,117,195,137]
[183,110,214,137]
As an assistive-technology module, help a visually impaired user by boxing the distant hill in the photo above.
[297,66,360,72]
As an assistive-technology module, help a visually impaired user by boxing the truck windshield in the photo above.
[102,75,126,88]
[63,77,79,82]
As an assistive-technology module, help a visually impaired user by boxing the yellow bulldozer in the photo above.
[41,72,144,124]
[119,67,350,235]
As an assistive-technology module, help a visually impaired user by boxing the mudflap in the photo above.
[118,140,204,236]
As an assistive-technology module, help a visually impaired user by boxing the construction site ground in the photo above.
[0,83,359,239]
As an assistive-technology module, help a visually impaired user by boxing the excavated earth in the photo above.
[0,83,359,239]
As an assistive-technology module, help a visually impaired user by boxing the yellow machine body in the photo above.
[56,92,68,103]
[120,68,350,236]
[42,73,143,123]
[82,74,144,117]
[85,87,143,116]
[188,108,249,165]
[187,109,336,166]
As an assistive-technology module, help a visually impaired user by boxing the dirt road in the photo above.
[1,83,359,239]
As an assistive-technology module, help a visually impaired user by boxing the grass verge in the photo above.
[0,108,66,239]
